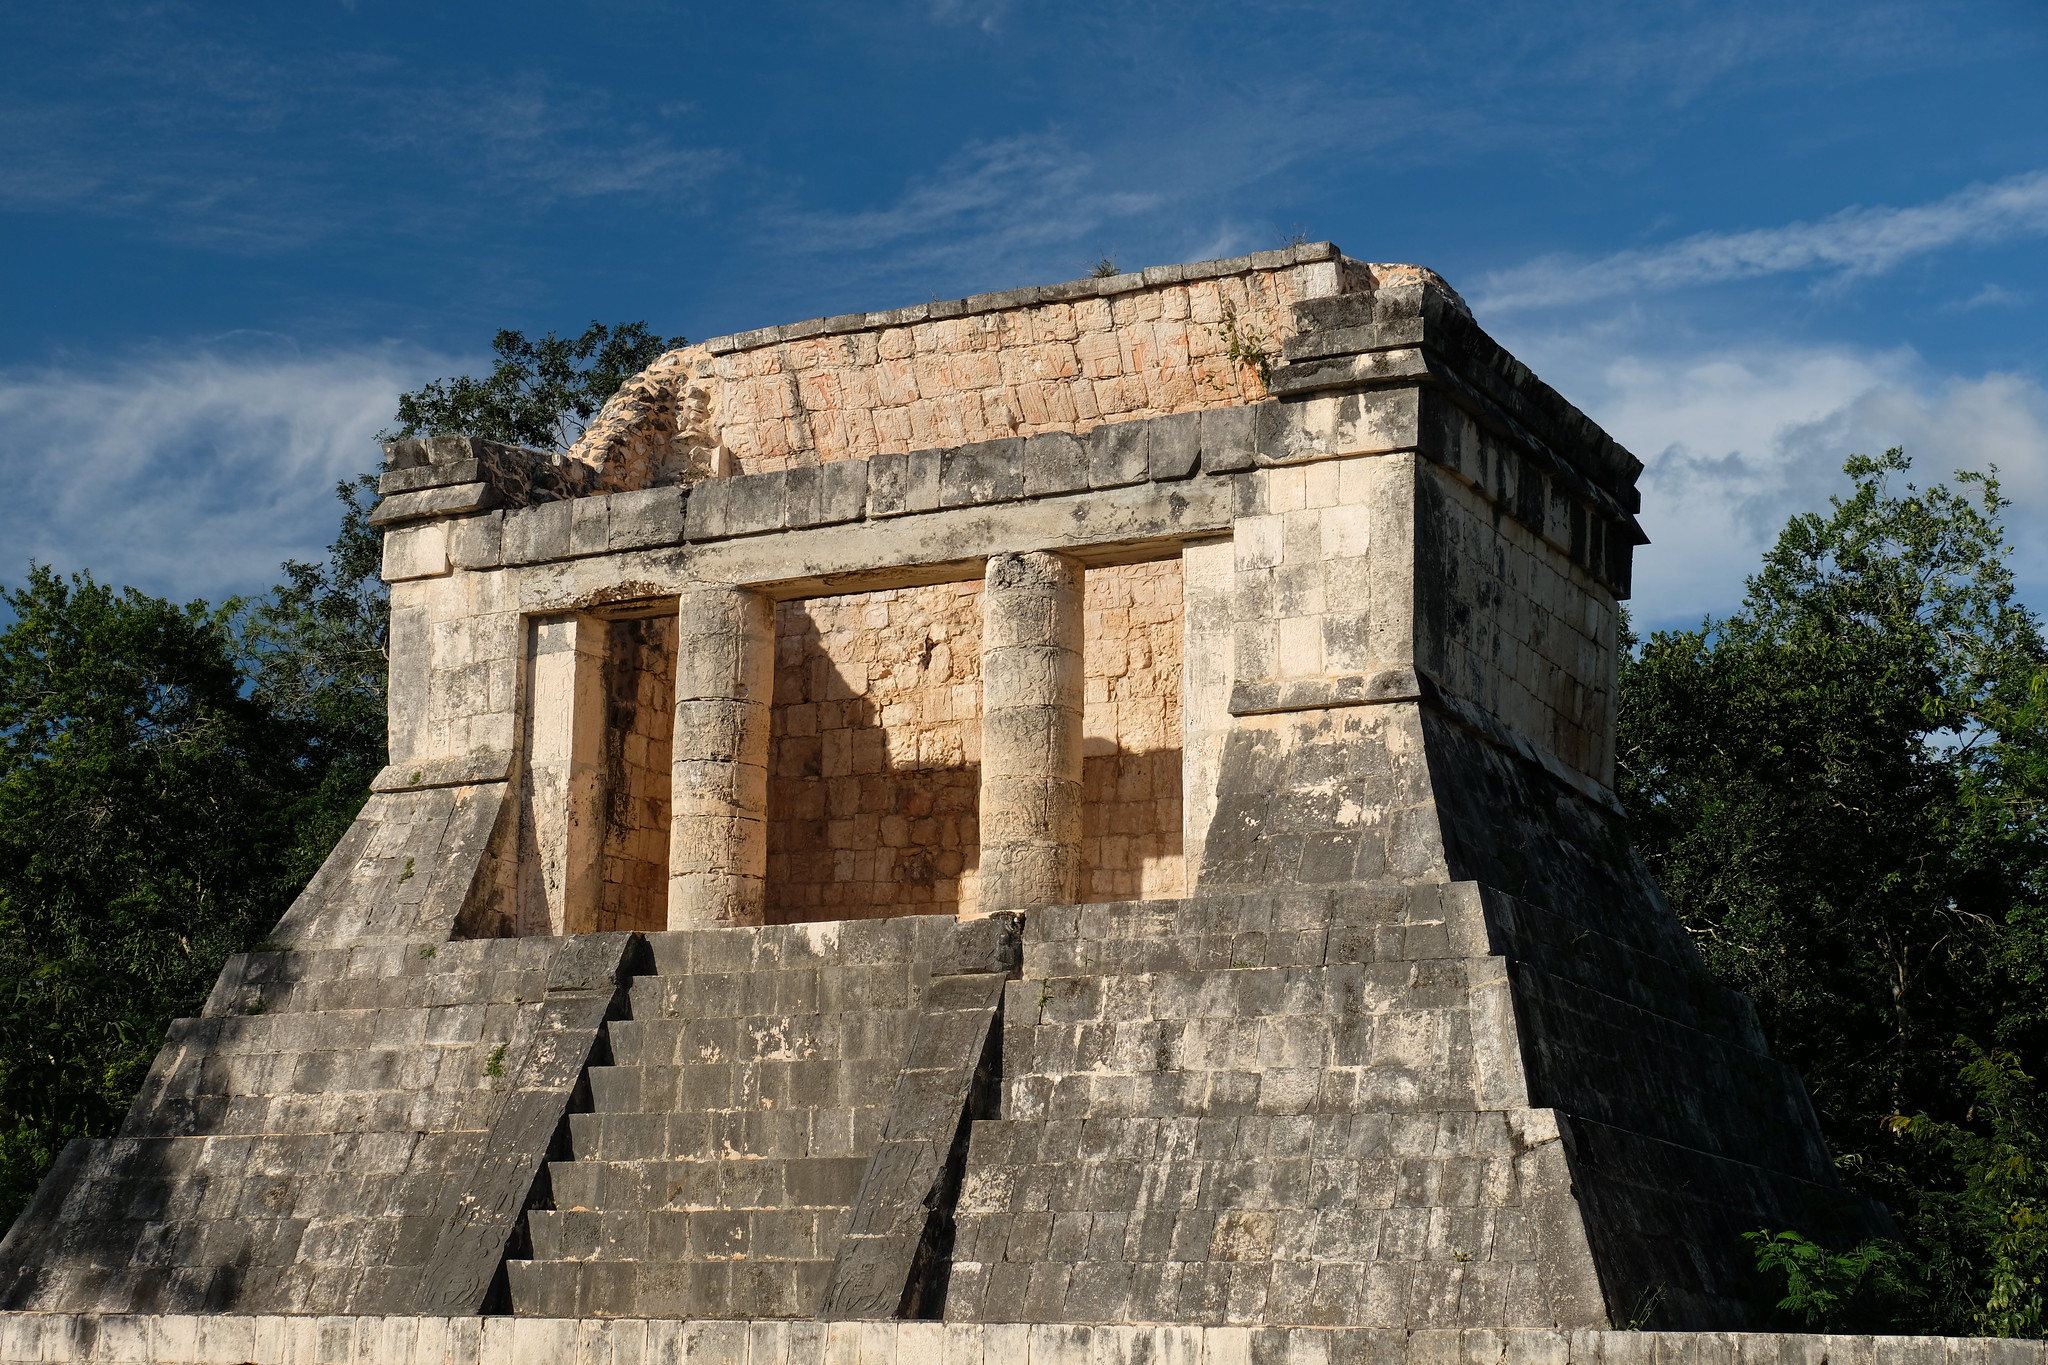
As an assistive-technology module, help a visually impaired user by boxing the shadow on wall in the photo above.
[766,586,984,923]
[765,572,1186,924]
[594,615,675,932]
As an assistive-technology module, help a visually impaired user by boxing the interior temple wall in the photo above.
[766,582,986,922]
[1079,558,1185,903]
[764,561,1192,923]
[596,614,676,931]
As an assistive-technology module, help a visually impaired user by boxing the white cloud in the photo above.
[1948,282,2029,312]
[1513,333,2048,628]
[1478,169,2048,311]
[0,344,451,603]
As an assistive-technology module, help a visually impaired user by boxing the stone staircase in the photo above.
[503,916,962,1319]
[0,935,630,1317]
[939,886,1590,1328]
[937,883,1874,1330]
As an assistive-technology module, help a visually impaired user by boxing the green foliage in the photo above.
[388,321,684,451]
[1620,449,2048,1335]
[0,480,391,1228]
[1892,1041,2048,1336]
[237,476,390,886]
[484,1044,507,1078]
[1090,256,1120,278]
[0,569,299,1222]
[1208,302,1274,389]
[1745,1230,1913,1330]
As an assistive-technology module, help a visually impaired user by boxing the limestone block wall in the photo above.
[713,273,1292,470]
[384,571,520,776]
[598,615,677,932]
[766,583,986,922]
[1417,459,1619,787]
[764,563,1190,922]
[564,245,1362,481]
[1080,559,1185,903]
[1224,454,1408,701]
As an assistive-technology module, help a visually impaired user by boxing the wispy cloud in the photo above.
[1948,282,2029,312]
[1478,169,2048,310]
[0,21,727,252]
[776,132,1162,290]
[924,0,1013,32]
[0,345,452,602]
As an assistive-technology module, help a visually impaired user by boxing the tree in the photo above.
[1893,1040,2048,1336]
[0,464,391,1233]
[0,320,676,1229]
[0,570,306,1222]
[238,475,391,887]
[1620,449,2048,1333]
[387,321,684,451]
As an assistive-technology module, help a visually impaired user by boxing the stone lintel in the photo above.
[455,395,1633,599]
[369,482,502,527]
[380,458,482,495]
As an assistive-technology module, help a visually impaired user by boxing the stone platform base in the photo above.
[0,1316,2039,1365]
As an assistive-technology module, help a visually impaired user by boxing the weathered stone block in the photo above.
[446,511,504,568]
[381,523,451,581]
[1149,411,1203,481]
[501,501,571,565]
[1024,433,1089,497]
[370,483,503,527]
[724,471,791,536]
[1088,422,1151,488]
[942,441,1025,508]
[597,486,683,550]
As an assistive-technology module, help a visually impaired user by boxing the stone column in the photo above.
[977,550,1085,913]
[518,613,608,936]
[1180,539,1236,893]
[669,584,775,927]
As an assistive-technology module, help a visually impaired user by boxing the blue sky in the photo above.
[2,0,2045,629]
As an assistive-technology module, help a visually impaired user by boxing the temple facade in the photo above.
[0,245,1933,1364]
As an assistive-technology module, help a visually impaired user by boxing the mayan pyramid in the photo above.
[0,246,1906,1365]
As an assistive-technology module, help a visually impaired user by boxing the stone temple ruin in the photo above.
[1,243,1974,1365]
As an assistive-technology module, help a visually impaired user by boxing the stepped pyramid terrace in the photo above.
[4,243,1990,1365]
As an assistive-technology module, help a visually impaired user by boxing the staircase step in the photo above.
[564,1106,878,1162]
[547,1156,868,1211]
[584,1059,906,1113]
[504,1256,832,1319]
[605,1010,923,1066]
[526,1205,848,1260]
